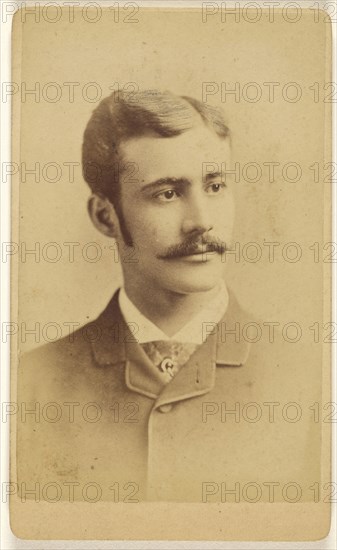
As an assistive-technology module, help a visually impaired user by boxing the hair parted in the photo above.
[82,89,230,205]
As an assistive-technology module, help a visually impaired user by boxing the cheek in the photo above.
[225,192,235,217]
[149,221,171,245]
[228,197,235,220]
[131,212,168,249]
[214,196,235,223]
[144,207,180,236]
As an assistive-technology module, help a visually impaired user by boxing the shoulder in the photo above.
[17,323,94,401]
[17,291,123,400]
[19,320,96,368]
[216,291,320,401]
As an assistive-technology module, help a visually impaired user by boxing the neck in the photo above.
[123,278,223,337]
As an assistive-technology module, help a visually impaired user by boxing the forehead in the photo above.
[119,124,230,182]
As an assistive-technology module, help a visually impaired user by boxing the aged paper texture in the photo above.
[9,3,332,541]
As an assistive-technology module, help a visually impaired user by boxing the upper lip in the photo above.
[185,246,217,255]
[159,240,225,260]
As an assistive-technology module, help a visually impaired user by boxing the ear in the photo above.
[87,194,120,239]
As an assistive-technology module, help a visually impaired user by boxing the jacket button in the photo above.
[157,404,173,413]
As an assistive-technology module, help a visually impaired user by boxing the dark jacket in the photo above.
[16,290,321,502]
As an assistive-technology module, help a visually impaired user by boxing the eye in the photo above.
[155,189,180,202]
[206,182,227,194]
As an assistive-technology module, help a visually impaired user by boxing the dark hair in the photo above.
[82,89,230,206]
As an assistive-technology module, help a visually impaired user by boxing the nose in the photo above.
[181,194,213,236]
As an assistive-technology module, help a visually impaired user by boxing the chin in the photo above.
[163,269,225,295]
[175,282,221,295]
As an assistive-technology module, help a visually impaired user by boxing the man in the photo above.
[17,90,321,503]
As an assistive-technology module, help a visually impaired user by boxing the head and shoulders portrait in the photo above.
[9,3,332,541]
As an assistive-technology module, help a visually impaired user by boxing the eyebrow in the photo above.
[141,172,224,192]
[205,171,223,181]
[141,177,188,193]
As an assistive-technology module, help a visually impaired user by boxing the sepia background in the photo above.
[10,4,332,542]
[14,7,331,352]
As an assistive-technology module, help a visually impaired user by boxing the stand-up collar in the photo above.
[118,280,229,344]
[89,289,251,401]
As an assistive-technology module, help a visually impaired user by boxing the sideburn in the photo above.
[113,197,134,248]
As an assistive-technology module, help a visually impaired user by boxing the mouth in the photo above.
[157,241,226,261]
[185,250,216,256]
[179,249,218,261]
[183,243,223,256]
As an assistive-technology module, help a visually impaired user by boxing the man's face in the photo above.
[115,122,235,295]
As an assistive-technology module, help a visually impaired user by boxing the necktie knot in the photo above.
[141,340,199,381]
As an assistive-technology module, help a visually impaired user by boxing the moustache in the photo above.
[157,237,229,260]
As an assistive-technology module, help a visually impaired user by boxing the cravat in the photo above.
[141,341,199,383]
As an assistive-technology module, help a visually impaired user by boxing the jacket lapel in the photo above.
[89,288,251,403]
[215,290,251,366]
[154,290,251,407]
[154,330,217,408]
[89,291,171,397]
[89,291,126,367]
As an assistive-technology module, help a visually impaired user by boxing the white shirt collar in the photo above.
[118,280,229,345]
